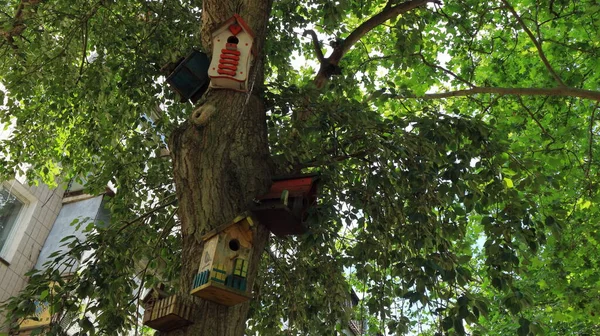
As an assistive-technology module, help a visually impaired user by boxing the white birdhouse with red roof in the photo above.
[208,14,255,92]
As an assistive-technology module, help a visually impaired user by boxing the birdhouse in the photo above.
[190,213,255,306]
[165,50,211,103]
[252,174,320,237]
[142,291,193,332]
[208,14,255,92]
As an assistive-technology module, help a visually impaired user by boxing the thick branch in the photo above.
[501,0,566,87]
[303,29,325,63]
[0,0,42,45]
[337,0,433,60]
[396,86,600,101]
[307,0,432,93]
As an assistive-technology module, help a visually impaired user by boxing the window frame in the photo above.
[0,180,38,264]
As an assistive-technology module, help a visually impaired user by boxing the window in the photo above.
[0,181,36,263]
[0,186,25,257]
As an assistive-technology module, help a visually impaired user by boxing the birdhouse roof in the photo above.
[259,173,320,200]
[202,212,255,242]
[141,286,169,304]
[212,14,255,39]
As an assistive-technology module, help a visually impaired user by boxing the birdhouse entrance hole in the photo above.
[229,239,240,251]
[227,36,239,44]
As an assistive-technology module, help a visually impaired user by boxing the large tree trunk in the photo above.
[168,1,273,335]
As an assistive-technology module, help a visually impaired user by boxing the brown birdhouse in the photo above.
[190,213,255,306]
[142,288,193,332]
[252,174,319,237]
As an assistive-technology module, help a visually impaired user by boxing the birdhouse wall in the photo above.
[197,235,219,275]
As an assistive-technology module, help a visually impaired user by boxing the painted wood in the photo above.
[143,295,193,332]
[252,174,320,236]
[190,214,254,306]
[208,14,255,92]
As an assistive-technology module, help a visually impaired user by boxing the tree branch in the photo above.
[339,0,433,59]
[310,0,434,89]
[116,197,177,235]
[501,0,566,87]
[395,86,600,101]
[417,51,475,88]
[586,102,598,180]
[302,29,325,63]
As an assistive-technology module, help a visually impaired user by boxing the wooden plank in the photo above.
[190,281,251,306]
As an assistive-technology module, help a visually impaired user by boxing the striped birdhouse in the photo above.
[208,14,255,92]
[142,293,193,332]
[190,213,254,306]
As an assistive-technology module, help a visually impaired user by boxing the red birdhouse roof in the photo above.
[259,173,319,200]
[212,14,255,39]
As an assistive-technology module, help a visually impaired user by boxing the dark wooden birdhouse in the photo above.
[165,50,210,103]
[252,174,319,237]
[142,288,193,332]
[190,213,255,306]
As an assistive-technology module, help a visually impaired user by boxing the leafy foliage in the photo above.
[1,0,600,335]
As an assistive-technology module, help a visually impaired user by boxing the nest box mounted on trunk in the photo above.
[208,14,255,92]
[252,174,319,237]
[142,288,193,332]
[164,50,211,103]
[190,213,255,306]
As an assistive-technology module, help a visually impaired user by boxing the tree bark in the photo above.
[167,1,273,335]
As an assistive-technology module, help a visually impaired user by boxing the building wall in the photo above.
[0,180,64,333]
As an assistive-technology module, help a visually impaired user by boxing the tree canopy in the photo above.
[1,0,599,335]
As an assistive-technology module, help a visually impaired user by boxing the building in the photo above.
[0,177,111,335]
[0,179,64,334]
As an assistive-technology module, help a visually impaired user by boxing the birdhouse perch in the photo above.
[190,213,255,306]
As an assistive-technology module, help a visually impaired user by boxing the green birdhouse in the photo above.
[190,213,254,306]
[165,50,210,103]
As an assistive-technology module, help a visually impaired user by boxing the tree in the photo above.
[1,0,599,335]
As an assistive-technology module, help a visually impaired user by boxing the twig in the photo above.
[393,86,600,101]
[586,102,599,179]
[501,0,565,87]
[516,96,552,140]
[417,52,475,88]
[76,20,89,84]
[116,197,177,235]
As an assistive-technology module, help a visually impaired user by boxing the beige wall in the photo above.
[0,180,64,332]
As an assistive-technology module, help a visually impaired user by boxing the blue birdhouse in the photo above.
[165,50,210,103]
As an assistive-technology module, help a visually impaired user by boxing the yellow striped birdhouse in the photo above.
[190,213,254,306]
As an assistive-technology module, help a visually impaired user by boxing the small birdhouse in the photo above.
[208,14,255,92]
[142,291,193,332]
[190,213,255,306]
[252,174,320,237]
[165,50,211,103]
